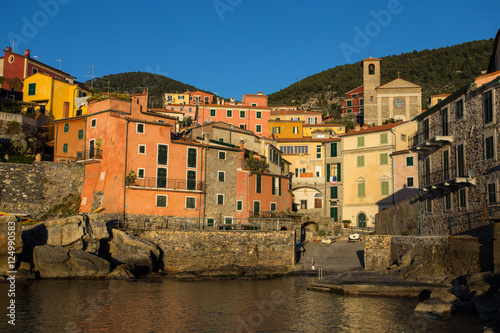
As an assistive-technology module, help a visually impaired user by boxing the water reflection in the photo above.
[0,276,483,332]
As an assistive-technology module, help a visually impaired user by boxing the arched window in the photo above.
[314,193,322,198]
[368,64,375,75]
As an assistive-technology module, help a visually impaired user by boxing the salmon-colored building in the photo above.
[391,150,419,203]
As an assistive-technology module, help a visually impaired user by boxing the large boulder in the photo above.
[415,297,453,315]
[109,230,161,275]
[33,245,110,278]
[0,215,23,255]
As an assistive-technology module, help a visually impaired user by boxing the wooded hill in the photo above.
[86,72,212,109]
[268,39,495,115]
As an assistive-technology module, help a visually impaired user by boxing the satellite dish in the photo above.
[467,169,478,178]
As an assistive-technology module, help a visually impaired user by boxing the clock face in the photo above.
[394,97,405,108]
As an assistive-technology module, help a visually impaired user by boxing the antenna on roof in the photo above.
[56,59,62,70]
[9,40,16,52]
[86,65,95,89]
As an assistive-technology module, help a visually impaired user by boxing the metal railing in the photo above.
[76,149,102,161]
[126,177,205,192]
[421,167,467,187]
[409,120,451,148]
[115,217,298,232]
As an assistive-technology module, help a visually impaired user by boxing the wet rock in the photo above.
[107,264,136,279]
[430,288,458,303]
[244,265,290,278]
[33,245,110,278]
[197,264,246,278]
[397,251,413,267]
[415,298,453,315]
[109,229,161,275]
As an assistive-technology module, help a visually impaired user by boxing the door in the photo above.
[358,213,367,228]
[187,170,196,190]
[315,198,322,208]
[157,168,167,188]
[253,202,260,217]
[300,200,307,210]
[330,207,338,221]
[89,139,95,159]
[441,108,449,136]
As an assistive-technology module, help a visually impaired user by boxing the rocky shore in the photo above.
[0,214,294,281]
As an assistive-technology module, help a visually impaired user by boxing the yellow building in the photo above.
[23,73,92,120]
[270,110,323,124]
[303,124,346,136]
[341,121,417,228]
[164,93,190,106]
[269,120,303,139]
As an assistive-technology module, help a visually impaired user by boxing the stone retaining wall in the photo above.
[140,230,296,273]
[365,235,482,276]
[0,162,84,217]
[375,195,420,235]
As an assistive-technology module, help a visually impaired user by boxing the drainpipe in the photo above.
[122,120,130,221]
[199,145,204,229]
[416,120,422,236]
[323,141,327,218]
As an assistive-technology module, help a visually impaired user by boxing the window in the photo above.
[63,143,68,153]
[256,111,262,119]
[204,96,210,103]
[187,170,196,190]
[308,117,317,124]
[156,195,167,207]
[330,143,337,157]
[239,124,246,130]
[32,68,38,75]
[347,100,352,107]
[347,109,352,113]
[406,156,414,167]
[270,202,277,211]
[218,171,225,182]
[445,193,452,210]
[483,90,494,124]
[293,127,299,134]
[178,95,184,100]
[253,201,261,216]
[187,148,197,168]
[251,103,257,107]
[195,96,200,103]
[240,110,246,118]
[256,174,262,193]
[380,153,388,165]
[237,201,243,211]
[138,145,146,154]
[330,186,338,199]
[158,144,168,165]
[327,163,341,182]
[360,99,364,106]
[91,118,97,128]
[218,151,226,160]
[256,125,262,133]
[401,134,407,141]
[443,149,450,181]
[381,181,389,196]
[272,127,281,134]
[28,83,36,96]
[357,137,364,147]
[458,188,467,208]
[167,95,173,101]
[300,200,307,210]
[369,64,375,74]
[487,183,497,204]
[457,144,465,177]
[224,217,233,225]
[136,123,145,134]
[380,133,388,144]
[157,168,167,188]
[426,197,432,213]
[456,99,464,119]
[138,168,145,179]
[210,109,216,117]
[78,129,84,140]
[207,218,215,227]
[63,123,69,133]
[76,109,82,116]
[226,110,232,118]
[186,197,196,209]
[217,194,224,205]
[357,155,365,167]
[405,177,414,187]
[485,135,495,160]
[358,183,365,197]
[316,145,321,159]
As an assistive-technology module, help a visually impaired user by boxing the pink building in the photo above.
[392,150,419,203]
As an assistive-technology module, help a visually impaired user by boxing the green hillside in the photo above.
[86,71,213,109]
[268,39,495,115]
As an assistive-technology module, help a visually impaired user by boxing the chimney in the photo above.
[257,92,263,95]
[143,88,147,94]
[203,133,210,145]
[239,139,245,168]
[24,49,30,57]
[63,102,70,118]
[230,97,234,103]
[6,47,12,52]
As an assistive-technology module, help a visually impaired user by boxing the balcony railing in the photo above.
[76,149,102,162]
[127,177,205,192]
[409,120,452,153]
[421,167,473,191]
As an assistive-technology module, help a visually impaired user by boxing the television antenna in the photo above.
[56,59,62,70]
[9,40,16,52]
[86,65,95,89]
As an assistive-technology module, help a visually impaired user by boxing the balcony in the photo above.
[409,120,453,155]
[421,167,475,192]
[292,174,326,189]
[126,177,205,192]
[76,149,102,163]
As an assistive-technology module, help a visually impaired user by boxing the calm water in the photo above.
[0,276,483,333]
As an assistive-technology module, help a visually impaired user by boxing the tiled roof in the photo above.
[341,121,408,136]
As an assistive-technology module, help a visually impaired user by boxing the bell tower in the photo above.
[362,57,381,125]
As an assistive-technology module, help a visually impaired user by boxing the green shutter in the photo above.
[380,153,388,165]
[237,201,242,210]
[330,207,338,221]
[63,143,68,153]
[380,133,388,144]
[158,145,168,165]
[64,123,69,133]
[278,177,282,195]
[256,174,262,193]
[337,163,341,182]
[207,218,214,227]
[78,129,84,140]
[187,148,197,167]
[330,186,338,199]
[331,143,337,157]
[357,137,364,147]
[272,177,276,195]
[326,163,331,180]
[381,181,389,195]
[358,183,365,197]
[28,83,36,96]
[357,156,364,167]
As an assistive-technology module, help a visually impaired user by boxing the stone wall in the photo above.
[375,195,420,235]
[0,162,84,217]
[140,230,295,273]
[365,235,482,276]
[495,222,500,274]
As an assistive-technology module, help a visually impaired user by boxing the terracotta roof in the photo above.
[362,57,381,61]
[271,110,322,115]
[304,124,345,127]
[341,121,409,136]
[276,137,340,143]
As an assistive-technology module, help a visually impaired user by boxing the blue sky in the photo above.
[1,0,499,99]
